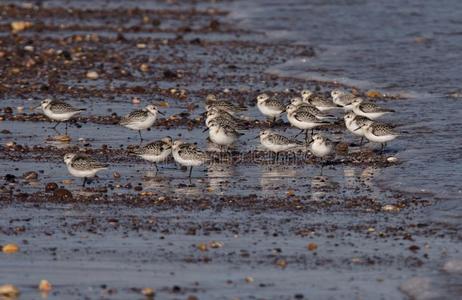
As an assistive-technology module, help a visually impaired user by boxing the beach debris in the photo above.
[2,243,20,254]
[0,284,20,297]
[244,276,254,283]
[197,243,208,252]
[11,21,33,32]
[209,241,224,249]
[382,204,400,212]
[366,90,383,98]
[38,280,52,292]
[22,171,38,181]
[275,258,288,269]
[307,243,318,251]
[86,71,99,79]
[442,260,462,273]
[141,287,155,297]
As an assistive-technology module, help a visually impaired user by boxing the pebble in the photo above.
[38,280,52,292]
[11,21,33,32]
[2,243,20,254]
[141,287,155,297]
[86,71,99,79]
[399,277,438,300]
[197,243,208,252]
[139,63,150,72]
[132,97,141,104]
[0,284,20,297]
[307,243,318,251]
[387,156,399,163]
[113,172,121,179]
[244,276,254,283]
[22,171,38,181]
[382,204,400,212]
[52,188,73,201]
[45,182,59,192]
[442,260,462,273]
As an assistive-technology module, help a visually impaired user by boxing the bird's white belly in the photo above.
[258,103,281,118]
[209,130,235,145]
[353,107,386,120]
[124,115,155,130]
[173,151,203,167]
[67,166,105,178]
[288,114,317,129]
[364,131,397,143]
[140,149,171,163]
[346,120,365,137]
[310,142,332,158]
[44,109,79,121]
[261,139,295,152]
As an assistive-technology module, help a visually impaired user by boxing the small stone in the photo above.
[52,188,73,201]
[2,243,20,254]
[113,172,121,179]
[17,106,24,112]
[307,243,318,251]
[4,174,16,183]
[23,171,38,181]
[387,156,398,163]
[50,134,71,142]
[197,243,208,252]
[45,182,59,192]
[244,276,254,283]
[335,142,349,155]
[442,260,462,273]
[209,241,224,249]
[136,43,147,49]
[382,204,400,212]
[38,280,52,292]
[276,258,288,269]
[0,284,20,297]
[139,63,150,72]
[86,71,99,79]
[366,90,383,98]
[132,97,141,104]
[11,21,33,32]
[141,287,155,297]
[62,179,73,185]
[24,45,34,52]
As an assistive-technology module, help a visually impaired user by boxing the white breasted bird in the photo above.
[63,153,108,187]
[38,99,86,134]
[361,122,399,150]
[301,90,337,111]
[344,112,372,145]
[351,98,394,120]
[130,136,173,173]
[172,140,207,178]
[120,104,164,140]
[256,93,286,124]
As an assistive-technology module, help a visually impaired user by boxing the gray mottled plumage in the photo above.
[120,110,149,125]
[358,102,395,113]
[48,101,85,114]
[265,99,286,112]
[267,133,303,146]
[178,144,207,161]
[71,155,108,170]
[293,110,329,124]
[206,101,246,113]
[369,123,398,136]
[307,94,336,108]
[353,115,372,127]
[131,140,171,156]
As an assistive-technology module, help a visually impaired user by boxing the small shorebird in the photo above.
[38,99,86,134]
[351,98,394,119]
[205,107,241,128]
[205,94,246,115]
[207,119,243,149]
[344,112,372,145]
[259,129,303,161]
[301,90,337,111]
[290,98,335,120]
[172,140,207,178]
[361,122,399,150]
[331,90,356,110]
[286,104,331,141]
[309,134,334,174]
[63,153,108,187]
[256,93,285,124]
[120,104,163,141]
[130,137,173,173]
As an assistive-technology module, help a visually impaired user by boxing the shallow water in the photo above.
[230,0,462,205]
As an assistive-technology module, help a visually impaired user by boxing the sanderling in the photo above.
[351,98,394,119]
[301,90,337,111]
[309,134,334,174]
[207,119,243,149]
[172,140,207,178]
[205,94,246,115]
[205,107,240,128]
[38,99,86,134]
[286,104,330,141]
[259,129,303,160]
[331,89,356,110]
[63,153,108,187]
[344,112,372,145]
[256,93,285,124]
[120,104,164,140]
[361,122,399,150]
[290,98,335,120]
[130,136,173,173]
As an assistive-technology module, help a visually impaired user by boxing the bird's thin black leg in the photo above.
[294,129,304,138]
[138,130,143,141]
[82,177,87,187]
[52,121,61,130]
[188,166,193,178]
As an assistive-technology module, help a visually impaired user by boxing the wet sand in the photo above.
[1,1,461,299]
